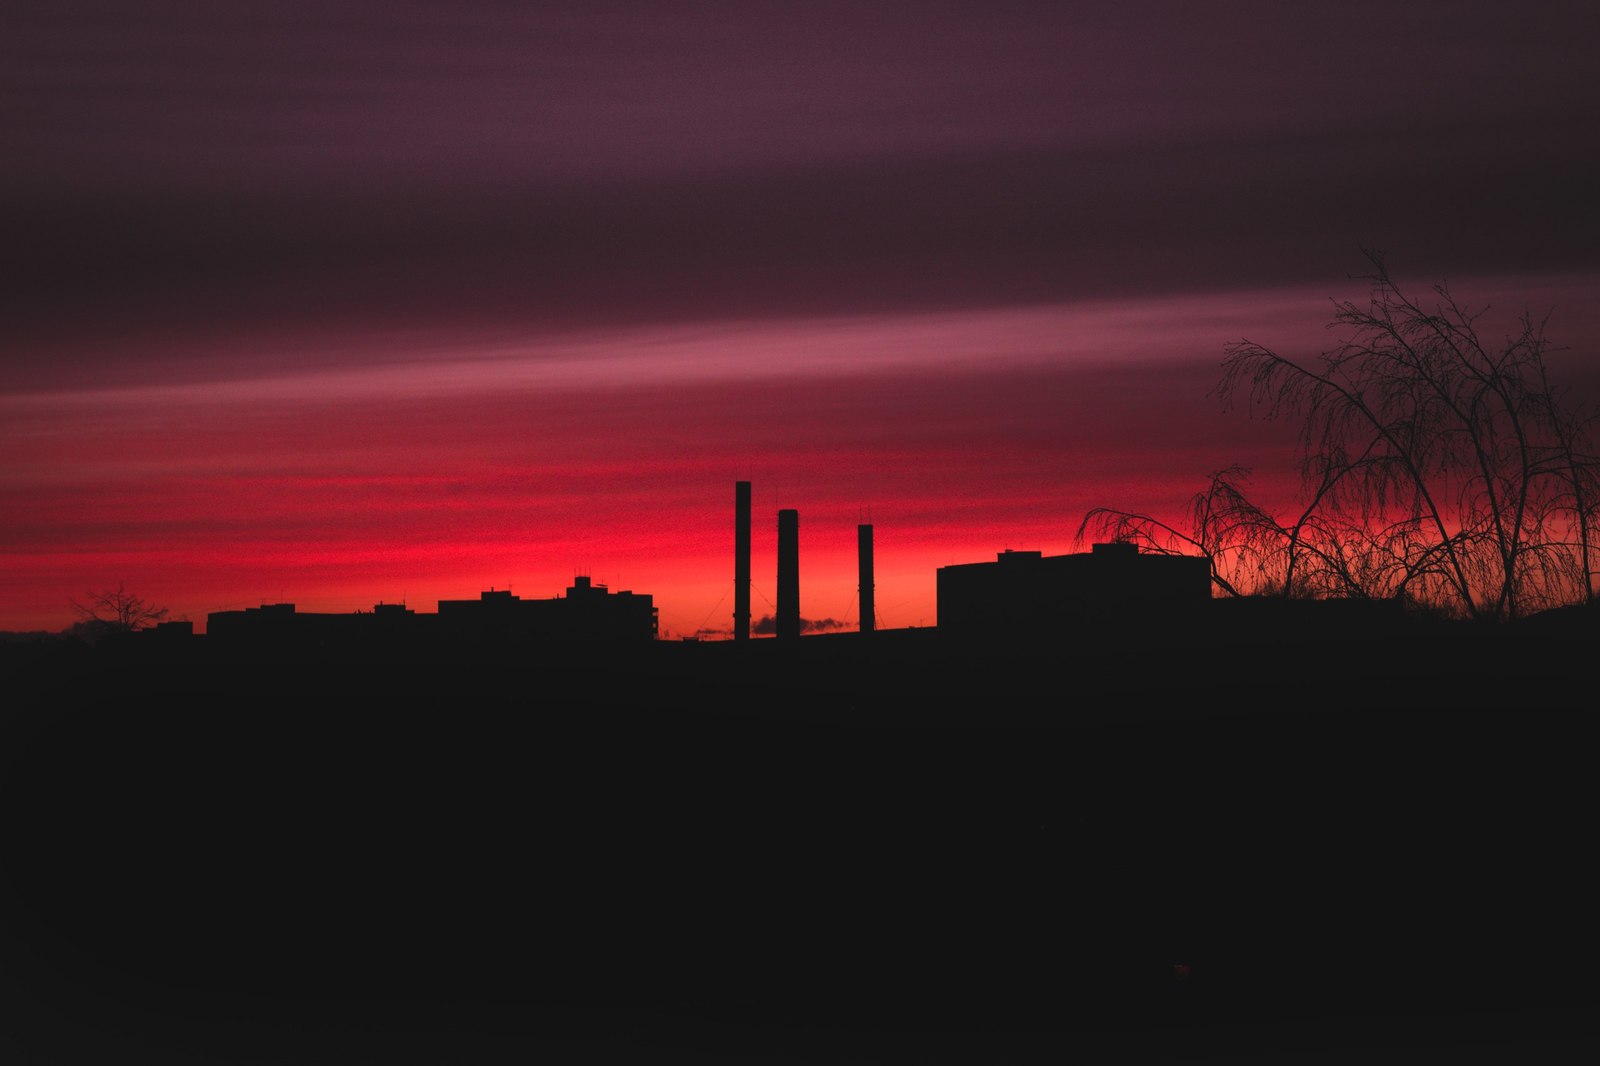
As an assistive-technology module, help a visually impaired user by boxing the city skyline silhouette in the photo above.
[4,4,1598,1063]
[6,4,1600,640]
[5,557,1594,1064]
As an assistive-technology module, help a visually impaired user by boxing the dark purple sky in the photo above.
[5,1,1599,634]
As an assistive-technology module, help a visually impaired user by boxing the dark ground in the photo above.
[2,616,1594,1063]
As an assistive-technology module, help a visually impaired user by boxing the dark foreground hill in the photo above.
[2,608,1594,1063]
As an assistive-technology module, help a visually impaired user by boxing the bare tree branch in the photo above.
[1088,250,1598,621]
[70,583,169,639]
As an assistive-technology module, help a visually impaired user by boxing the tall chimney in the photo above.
[734,481,751,641]
[858,523,875,633]
[777,508,799,640]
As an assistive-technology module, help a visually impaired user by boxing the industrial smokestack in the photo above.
[777,508,799,640]
[858,523,875,633]
[734,481,751,641]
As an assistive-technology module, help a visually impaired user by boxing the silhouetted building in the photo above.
[123,619,198,659]
[206,601,426,653]
[208,577,656,654]
[208,602,312,643]
[777,508,799,640]
[437,576,657,643]
[561,575,659,642]
[935,541,1211,634]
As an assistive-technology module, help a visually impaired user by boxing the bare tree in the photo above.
[1079,465,1281,599]
[70,583,169,639]
[1089,249,1600,619]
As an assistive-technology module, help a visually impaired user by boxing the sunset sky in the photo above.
[5,0,1598,637]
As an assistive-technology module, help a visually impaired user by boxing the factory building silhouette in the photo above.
[740,480,1206,639]
[935,542,1212,634]
[193,480,1207,654]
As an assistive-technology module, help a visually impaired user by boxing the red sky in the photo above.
[4,1,1599,636]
